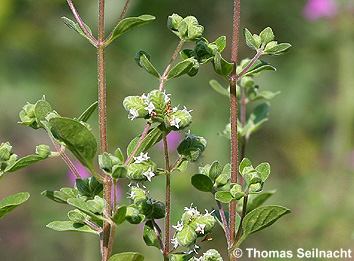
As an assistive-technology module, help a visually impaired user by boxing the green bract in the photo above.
[177,134,207,162]
[168,14,204,41]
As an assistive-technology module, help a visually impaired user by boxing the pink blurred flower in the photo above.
[303,0,338,21]
[68,161,122,201]
[158,131,183,151]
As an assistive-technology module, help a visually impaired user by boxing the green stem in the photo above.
[229,1,241,258]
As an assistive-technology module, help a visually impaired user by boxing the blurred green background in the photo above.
[0,0,353,260]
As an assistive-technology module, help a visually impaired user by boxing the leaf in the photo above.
[214,36,226,52]
[260,27,274,46]
[191,174,213,193]
[244,102,270,137]
[213,52,234,76]
[239,158,252,174]
[67,198,110,223]
[134,51,160,78]
[46,221,98,235]
[41,187,79,204]
[255,162,270,182]
[77,101,98,122]
[209,79,229,97]
[143,220,161,249]
[61,17,95,45]
[0,192,30,219]
[112,205,126,225]
[107,15,155,44]
[167,58,195,79]
[108,252,144,261]
[34,99,53,127]
[49,117,97,170]
[242,205,291,236]
[264,43,291,56]
[5,155,48,172]
[247,191,275,213]
[243,28,259,50]
[242,60,276,77]
[169,252,196,261]
[215,191,234,203]
[127,125,167,158]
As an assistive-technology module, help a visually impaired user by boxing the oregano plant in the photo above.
[0,0,292,260]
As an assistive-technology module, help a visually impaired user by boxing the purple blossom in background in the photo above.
[303,0,338,21]
[158,131,183,151]
[68,161,122,201]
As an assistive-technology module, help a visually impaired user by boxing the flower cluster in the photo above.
[127,152,156,182]
[171,204,216,250]
[123,90,192,130]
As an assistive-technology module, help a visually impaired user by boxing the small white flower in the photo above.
[145,102,155,114]
[171,238,179,248]
[140,93,149,104]
[184,203,200,216]
[172,221,184,232]
[170,115,182,129]
[128,108,139,120]
[163,91,171,103]
[142,167,155,182]
[185,130,196,139]
[195,223,206,234]
[127,191,136,199]
[182,106,193,113]
[133,152,150,163]
[204,209,215,217]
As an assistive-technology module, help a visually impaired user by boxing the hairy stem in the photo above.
[216,198,231,246]
[239,88,247,187]
[162,127,171,260]
[235,48,264,80]
[159,39,185,91]
[152,219,165,253]
[229,0,241,257]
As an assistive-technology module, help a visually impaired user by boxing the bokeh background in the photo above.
[0,0,353,260]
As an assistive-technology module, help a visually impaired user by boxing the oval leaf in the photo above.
[34,99,53,126]
[243,205,291,236]
[214,191,234,204]
[209,79,229,97]
[108,252,144,261]
[5,155,48,172]
[191,174,213,193]
[112,205,127,226]
[49,117,97,169]
[212,52,234,76]
[0,192,30,219]
[246,191,275,213]
[143,220,161,249]
[134,51,160,78]
[167,59,195,79]
[46,221,98,235]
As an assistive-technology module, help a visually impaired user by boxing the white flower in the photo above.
[182,106,193,113]
[171,238,179,248]
[127,191,136,199]
[172,221,184,232]
[140,93,149,104]
[128,108,139,120]
[163,91,171,103]
[170,115,182,129]
[184,203,200,216]
[195,223,206,234]
[145,102,155,114]
[133,152,150,163]
[204,209,215,217]
[142,167,155,182]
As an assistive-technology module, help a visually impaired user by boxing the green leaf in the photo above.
[255,162,270,182]
[209,160,222,181]
[108,252,144,261]
[214,36,226,52]
[243,205,291,236]
[264,43,291,56]
[191,174,213,193]
[260,27,274,46]
[169,252,196,261]
[244,102,270,137]
[67,198,110,223]
[242,60,276,77]
[247,191,275,213]
[5,154,48,172]
[209,79,229,97]
[167,58,195,79]
[134,51,160,78]
[107,15,155,44]
[127,125,167,158]
[49,117,97,170]
[46,221,98,235]
[239,158,253,174]
[243,28,259,50]
[112,205,126,225]
[172,159,188,173]
[77,101,98,122]
[34,99,53,127]
[215,191,235,203]
[114,148,124,163]
[0,192,30,219]
[41,187,79,204]
[143,220,161,249]
[75,177,103,199]
[213,52,234,76]
[61,17,95,45]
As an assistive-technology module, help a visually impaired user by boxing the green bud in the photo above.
[148,90,169,117]
[112,165,127,179]
[249,182,263,193]
[215,173,230,187]
[19,103,39,129]
[230,183,244,200]
[136,199,154,218]
[208,160,222,181]
[244,170,262,186]
[177,134,207,162]
[189,215,216,236]
[0,142,13,161]
[98,152,113,173]
[175,225,197,247]
[68,209,88,224]
[129,186,148,203]
[199,249,223,261]
[127,161,156,181]
[35,144,51,158]
[167,13,183,32]
[126,205,145,224]
[123,96,149,121]
[152,201,165,219]
[167,109,192,130]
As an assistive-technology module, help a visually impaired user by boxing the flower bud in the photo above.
[19,103,39,129]
[0,142,13,161]
[129,186,148,203]
[175,225,197,247]
[126,205,145,224]
[215,173,230,187]
[98,152,113,173]
[123,96,149,121]
[168,109,192,130]
[199,249,223,261]
[230,183,244,200]
[35,144,51,158]
[178,134,207,162]
[189,215,216,236]
[249,182,263,193]
[127,161,156,181]
[136,199,154,218]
